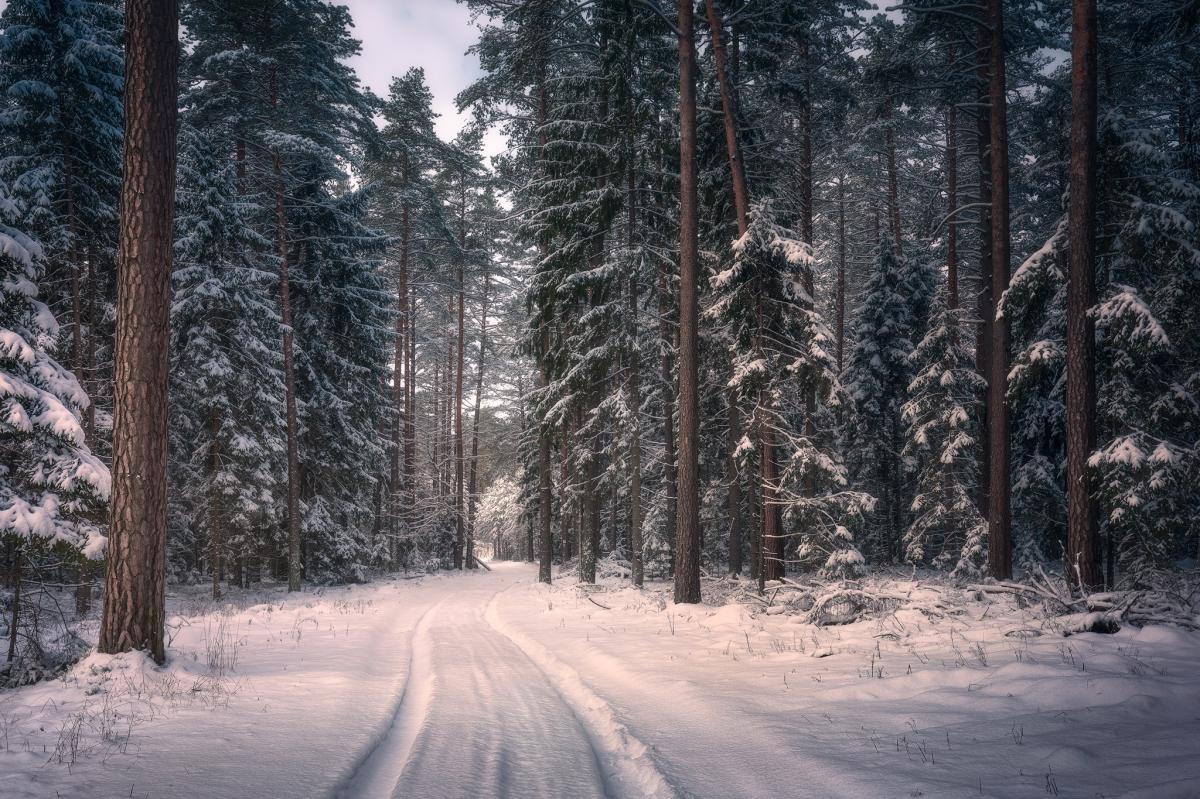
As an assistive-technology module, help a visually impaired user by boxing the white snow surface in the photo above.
[2,563,1199,798]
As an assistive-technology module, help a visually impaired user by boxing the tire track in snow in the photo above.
[332,599,442,799]
[484,587,680,799]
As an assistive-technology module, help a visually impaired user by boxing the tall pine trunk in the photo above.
[947,101,959,310]
[1065,0,1100,591]
[705,0,755,581]
[985,0,1013,579]
[536,66,555,584]
[269,82,303,593]
[976,11,994,518]
[836,177,847,372]
[674,0,701,603]
[466,272,491,568]
[99,0,177,663]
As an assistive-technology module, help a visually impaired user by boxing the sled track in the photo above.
[332,600,442,799]
[484,587,680,799]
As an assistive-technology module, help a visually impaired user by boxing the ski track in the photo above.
[484,582,680,799]
[332,600,443,799]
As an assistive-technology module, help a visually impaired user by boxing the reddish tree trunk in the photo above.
[703,0,749,233]
[947,104,959,310]
[466,272,491,567]
[976,12,994,518]
[269,95,302,592]
[836,177,847,372]
[674,0,701,603]
[455,199,467,570]
[99,0,178,663]
[986,0,1013,580]
[1065,0,1100,591]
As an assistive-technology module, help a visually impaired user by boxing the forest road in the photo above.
[333,572,618,799]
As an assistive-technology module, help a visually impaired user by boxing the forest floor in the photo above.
[1,562,1198,799]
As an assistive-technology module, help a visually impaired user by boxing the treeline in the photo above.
[469,0,1199,598]
[1,0,1198,672]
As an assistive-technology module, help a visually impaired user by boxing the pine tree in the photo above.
[845,240,914,563]
[0,0,123,439]
[902,292,988,577]
[169,128,285,596]
[710,202,869,579]
[0,191,109,663]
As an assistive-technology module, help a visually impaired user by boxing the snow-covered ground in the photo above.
[2,563,1198,798]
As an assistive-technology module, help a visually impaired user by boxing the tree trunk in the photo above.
[405,285,417,530]
[270,109,302,594]
[727,392,743,576]
[1065,0,1100,591]
[455,180,468,570]
[976,11,994,518]
[673,0,701,604]
[986,0,1013,580]
[705,0,753,585]
[627,145,645,589]
[947,102,959,310]
[7,545,20,663]
[99,0,177,663]
[209,410,222,600]
[760,430,784,585]
[390,164,411,566]
[703,0,749,232]
[884,96,902,252]
[836,177,847,373]
[466,272,491,569]
[658,250,677,573]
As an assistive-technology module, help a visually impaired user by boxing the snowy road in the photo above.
[4,563,1200,799]
[334,581,610,799]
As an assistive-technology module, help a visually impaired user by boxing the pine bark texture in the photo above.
[986,0,1013,579]
[674,0,701,604]
[1066,0,1101,591]
[99,0,178,664]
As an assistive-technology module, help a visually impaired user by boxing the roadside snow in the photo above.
[1,564,1198,799]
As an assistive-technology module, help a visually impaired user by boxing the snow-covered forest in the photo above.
[1,0,1199,796]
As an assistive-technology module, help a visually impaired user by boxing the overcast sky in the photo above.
[342,0,506,158]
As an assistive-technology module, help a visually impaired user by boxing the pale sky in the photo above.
[342,0,506,158]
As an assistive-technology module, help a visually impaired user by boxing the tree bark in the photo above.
[535,62,555,585]
[703,0,749,232]
[727,392,743,575]
[986,0,1013,580]
[673,0,701,604]
[269,87,303,593]
[627,132,645,589]
[99,0,177,663]
[466,272,491,569]
[976,10,994,518]
[1065,0,1100,591]
[390,159,411,566]
[884,96,902,252]
[947,102,959,310]
[455,175,468,570]
[706,0,754,583]
[836,177,847,373]
[209,410,222,599]
[7,545,20,663]
[656,257,678,569]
